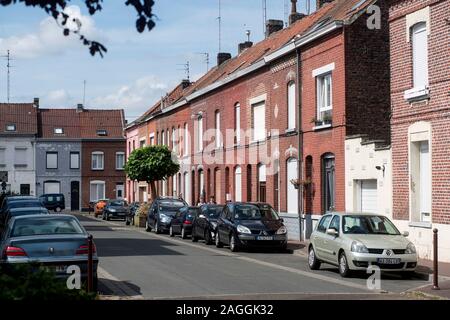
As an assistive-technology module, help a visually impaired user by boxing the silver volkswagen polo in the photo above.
[308,212,417,277]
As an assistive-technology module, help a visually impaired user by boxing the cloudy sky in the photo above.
[0,0,315,121]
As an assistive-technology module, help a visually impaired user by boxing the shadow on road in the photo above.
[95,238,184,257]
[98,278,142,297]
[84,225,116,232]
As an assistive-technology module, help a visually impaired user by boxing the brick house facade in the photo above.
[389,0,450,260]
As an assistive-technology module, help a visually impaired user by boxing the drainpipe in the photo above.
[296,48,304,242]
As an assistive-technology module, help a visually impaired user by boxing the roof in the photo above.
[130,0,377,127]
[0,103,38,135]
[38,108,126,139]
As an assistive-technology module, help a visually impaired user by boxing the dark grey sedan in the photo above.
[1,206,49,230]
[0,214,99,290]
[102,199,128,221]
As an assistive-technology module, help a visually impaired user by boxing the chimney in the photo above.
[289,0,306,25]
[266,19,284,37]
[76,103,84,113]
[181,79,191,89]
[33,97,39,109]
[238,41,253,54]
[217,52,232,66]
[316,0,334,10]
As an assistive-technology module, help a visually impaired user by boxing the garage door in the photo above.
[360,180,377,213]
[44,182,60,194]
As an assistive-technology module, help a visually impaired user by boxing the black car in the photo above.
[0,196,37,215]
[169,206,200,239]
[145,197,187,234]
[102,199,128,221]
[39,194,65,212]
[126,202,140,226]
[191,204,224,244]
[215,202,288,252]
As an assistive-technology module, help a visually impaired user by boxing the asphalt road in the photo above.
[75,214,430,300]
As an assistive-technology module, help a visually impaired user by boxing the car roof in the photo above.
[7,195,36,200]
[11,214,76,221]
[8,207,47,212]
[325,211,386,216]
[41,193,64,196]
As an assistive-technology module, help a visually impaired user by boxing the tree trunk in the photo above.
[148,180,158,202]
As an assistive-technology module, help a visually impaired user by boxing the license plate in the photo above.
[257,236,273,241]
[377,258,401,264]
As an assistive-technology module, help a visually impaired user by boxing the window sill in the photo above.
[91,169,104,171]
[404,86,430,102]
[14,164,28,168]
[250,140,266,146]
[408,221,432,229]
[312,123,332,131]
[285,128,297,135]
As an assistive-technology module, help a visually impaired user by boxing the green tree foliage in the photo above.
[0,0,156,57]
[124,145,179,200]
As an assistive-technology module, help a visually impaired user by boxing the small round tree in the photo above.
[124,145,180,201]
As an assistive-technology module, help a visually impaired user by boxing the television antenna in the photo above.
[196,53,210,72]
[262,0,267,38]
[217,0,222,52]
[177,61,190,80]
[1,50,13,103]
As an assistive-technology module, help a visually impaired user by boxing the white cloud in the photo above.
[44,89,72,106]
[0,5,104,59]
[91,75,169,119]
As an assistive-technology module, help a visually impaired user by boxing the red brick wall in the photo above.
[81,140,126,209]
[390,0,450,223]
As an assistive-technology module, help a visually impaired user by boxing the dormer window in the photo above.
[54,128,64,135]
[5,124,16,132]
[96,129,107,136]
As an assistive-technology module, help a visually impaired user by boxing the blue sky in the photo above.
[0,0,315,121]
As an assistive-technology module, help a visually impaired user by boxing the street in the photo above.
[75,214,430,300]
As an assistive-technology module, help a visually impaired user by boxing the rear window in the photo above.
[11,217,84,237]
[159,199,185,207]
[9,201,42,209]
[205,206,223,218]
[111,200,127,207]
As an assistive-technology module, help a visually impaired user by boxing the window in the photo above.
[234,166,242,202]
[317,73,332,122]
[235,104,241,144]
[70,152,80,169]
[412,22,428,88]
[14,148,27,167]
[46,152,58,169]
[197,116,203,151]
[92,151,104,170]
[54,128,64,134]
[287,82,296,129]
[184,123,189,156]
[5,124,16,132]
[139,139,145,148]
[150,136,155,146]
[322,154,335,213]
[317,215,332,233]
[287,158,299,214]
[329,215,340,232]
[162,130,165,145]
[116,152,125,170]
[90,181,105,202]
[0,148,5,166]
[96,129,107,136]
[215,111,221,148]
[252,102,266,141]
[172,128,177,153]
[257,164,266,203]
[44,181,61,194]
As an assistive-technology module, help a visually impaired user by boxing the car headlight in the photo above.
[276,226,287,234]
[160,214,171,223]
[210,222,217,230]
[109,208,116,212]
[351,241,369,253]
[237,225,252,234]
[405,242,416,254]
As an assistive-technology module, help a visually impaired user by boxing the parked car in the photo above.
[0,214,99,290]
[215,202,288,252]
[94,199,108,218]
[145,197,187,234]
[3,198,44,213]
[308,212,418,278]
[126,202,140,226]
[39,194,65,212]
[0,196,37,215]
[191,204,224,244]
[169,206,200,239]
[1,207,49,230]
[102,199,128,221]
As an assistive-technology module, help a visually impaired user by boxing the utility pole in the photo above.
[217,0,222,52]
[262,0,267,38]
[1,50,12,103]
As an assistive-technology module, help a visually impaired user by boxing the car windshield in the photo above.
[110,200,127,207]
[234,204,280,221]
[11,209,48,217]
[159,199,185,207]
[9,201,42,209]
[343,215,401,235]
[11,217,84,237]
[205,206,223,218]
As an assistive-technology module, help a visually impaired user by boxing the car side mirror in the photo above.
[402,231,409,237]
[326,228,338,237]
[280,218,284,223]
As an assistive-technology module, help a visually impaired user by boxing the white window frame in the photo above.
[0,148,6,166]
[316,73,333,121]
[215,111,221,149]
[116,152,125,170]
[5,124,16,132]
[90,180,105,202]
[287,82,296,130]
[252,102,266,142]
[91,151,104,170]
[234,166,242,202]
[235,104,241,145]
[184,123,189,156]
[70,152,80,169]
[197,116,203,152]
[54,128,64,134]
[46,152,58,169]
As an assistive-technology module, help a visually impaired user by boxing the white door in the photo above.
[420,141,431,222]
[287,159,298,214]
[44,182,60,194]
[116,183,124,199]
[360,180,378,213]
[235,167,242,202]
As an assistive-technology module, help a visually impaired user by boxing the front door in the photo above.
[71,181,80,211]
[116,183,124,199]
[20,184,30,195]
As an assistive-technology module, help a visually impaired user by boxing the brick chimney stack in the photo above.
[33,97,39,109]
[289,0,306,25]
[217,52,232,66]
[316,0,334,10]
[76,103,84,113]
[266,19,284,37]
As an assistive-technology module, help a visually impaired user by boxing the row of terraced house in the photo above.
[0,101,126,211]
[125,0,450,261]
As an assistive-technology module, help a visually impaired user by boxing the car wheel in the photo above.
[181,227,187,239]
[339,251,352,278]
[101,214,105,220]
[126,220,130,226]
[229,234,239,252]
[215,232,223,248]
[308,246,321,270]
[205,230,213,245]
[155,221,161,234]
[169,225,175,237]
[145,220,152,232]
[106,214,110,221]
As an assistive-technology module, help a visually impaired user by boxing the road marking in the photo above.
[83,215,377,293]
[98,266,144,299]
